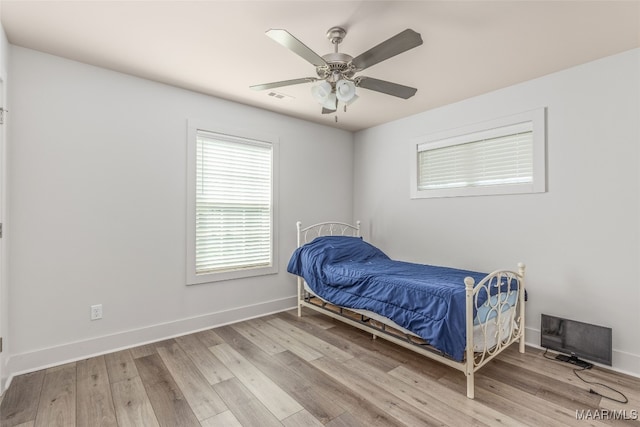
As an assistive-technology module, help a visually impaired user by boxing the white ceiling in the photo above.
[1,1,639,131]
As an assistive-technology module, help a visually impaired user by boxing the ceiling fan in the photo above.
[251,26,423,114]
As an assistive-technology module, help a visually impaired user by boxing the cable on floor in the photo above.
[542,348,628,404]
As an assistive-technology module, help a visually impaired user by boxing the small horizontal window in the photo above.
[410,108,546,198]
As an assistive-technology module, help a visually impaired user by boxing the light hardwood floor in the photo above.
[1,309,638,426]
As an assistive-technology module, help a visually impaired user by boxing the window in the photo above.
[410,108,546,198]
[187,121,278,284]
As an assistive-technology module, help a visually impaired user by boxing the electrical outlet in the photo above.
[90,304,103,320]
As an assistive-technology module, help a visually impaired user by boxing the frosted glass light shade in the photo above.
[335,79,357,103]
[311,81,332,102]
[322,92,337,111]
[311,81,337,111]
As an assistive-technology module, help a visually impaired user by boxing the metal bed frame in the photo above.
[295,221,526,399]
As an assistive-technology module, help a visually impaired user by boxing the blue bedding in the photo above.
[287,236,512,361]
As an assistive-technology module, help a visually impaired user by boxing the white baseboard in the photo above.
[3,296,297,390]
[525,326,640,378]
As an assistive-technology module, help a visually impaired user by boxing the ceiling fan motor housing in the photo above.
[317,52,355,81]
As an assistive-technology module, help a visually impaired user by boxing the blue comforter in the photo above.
[287,236,496,361]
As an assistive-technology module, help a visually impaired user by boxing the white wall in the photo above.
[354,48,640,376]
[5,46,353,380]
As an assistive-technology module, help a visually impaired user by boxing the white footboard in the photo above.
[464,264,526,398]
[294,221,526,399]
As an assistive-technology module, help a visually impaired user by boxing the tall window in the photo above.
[187,122,278,284]
[410,108,546,198]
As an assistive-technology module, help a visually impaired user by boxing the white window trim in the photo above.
[410,108,547,199]
[186,119,279,285]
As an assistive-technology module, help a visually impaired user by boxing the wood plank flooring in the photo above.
[1,309,639,426]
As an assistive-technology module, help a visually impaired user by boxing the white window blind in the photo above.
[410,108,546,199]
[417,123,534,191]
[195,131,273,275]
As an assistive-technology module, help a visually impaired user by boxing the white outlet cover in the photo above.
[90,304,103,320]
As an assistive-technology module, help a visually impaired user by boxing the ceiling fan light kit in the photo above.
[251,26,423,115]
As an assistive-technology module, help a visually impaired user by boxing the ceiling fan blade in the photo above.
[266,29,327,67]
[250,77,318,91]
[356,77,418,99]
[351,29,423,71]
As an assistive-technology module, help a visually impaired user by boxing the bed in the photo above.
[287,221,526,399]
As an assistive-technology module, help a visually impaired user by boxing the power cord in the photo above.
[543,348,628,404]
[573,367,628,404]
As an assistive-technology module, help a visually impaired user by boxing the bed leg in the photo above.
[296,221,303,318]
[297,277,302,317]
[464,276,476,399]
[466,372,475,399]
[518,262,526,353]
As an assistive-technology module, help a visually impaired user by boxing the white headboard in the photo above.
[296,221,361,246]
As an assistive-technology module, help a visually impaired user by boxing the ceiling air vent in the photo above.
[267,91,294,101]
